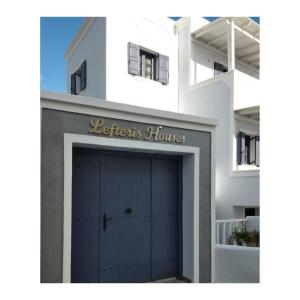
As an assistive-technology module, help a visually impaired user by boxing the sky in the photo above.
[40,17,84,92]
[40,17,260,93]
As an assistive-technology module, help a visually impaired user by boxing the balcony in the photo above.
[190,17,260,107]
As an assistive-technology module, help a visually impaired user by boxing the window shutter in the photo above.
[141,55,146,77]
[245,135,250,164]
[255,136,260,166]
[80,60,87,91]
[237,132,243,164]
[71,73,77,95]
[128,42,140,75]
[237,132,247,165]
[156,54,169,84]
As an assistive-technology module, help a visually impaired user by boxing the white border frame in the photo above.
[63,133,200,283]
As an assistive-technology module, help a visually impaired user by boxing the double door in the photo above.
[71,148,181,283]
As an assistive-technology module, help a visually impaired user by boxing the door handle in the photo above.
[103,213,112,231]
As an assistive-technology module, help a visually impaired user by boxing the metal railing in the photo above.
[215,219,247,245]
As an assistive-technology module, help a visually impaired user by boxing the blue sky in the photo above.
[40,17,84,92]
[40,17,260,93]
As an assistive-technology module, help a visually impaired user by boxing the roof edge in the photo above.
[40,91,218,128]
[64,17,95,61]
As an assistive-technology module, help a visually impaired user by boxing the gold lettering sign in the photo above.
[89,118,185,144]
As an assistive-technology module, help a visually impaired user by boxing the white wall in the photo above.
[178,20,191,108]
[215,245,259,283]
[67,18,106,99]
[66,17,260,220]
[178,20,259,220]
[234,70,260,110]
[179,71,259,219]
[246,216,260,232]
[106,17,178,112]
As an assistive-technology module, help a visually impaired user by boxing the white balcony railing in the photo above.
[216,219,247,245]
[234,70,260,110]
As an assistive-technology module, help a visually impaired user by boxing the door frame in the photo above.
[71,148,182,282]
[63,133,200,282]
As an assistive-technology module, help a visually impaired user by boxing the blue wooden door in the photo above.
[71,149,100,282]
[100,153,152,282]
[71,149,180,283]
[152,158,180,280]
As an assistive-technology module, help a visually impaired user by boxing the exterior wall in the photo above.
[178,20,191,108]
[41,92,214,283]
[178,20,260,220]
[66,18,106,99]
[234,70,260,110]
[66,17,178,111]
[215,244,259,283]
[106,17,178,112]
[64,16,260,221]
[179,71,259,219]
[246,216,260,232]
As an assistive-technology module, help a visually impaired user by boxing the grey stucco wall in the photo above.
[41,108,212,283]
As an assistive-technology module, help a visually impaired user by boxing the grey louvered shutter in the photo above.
[71,73,77,95]
[156,54,169,84]
[141,55,146,77]
[237,132,247,165]
[128,43,140,75]
[80,60,87,91]
[255,136,260,166]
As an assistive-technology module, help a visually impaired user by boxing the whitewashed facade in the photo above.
[65,17,260,220]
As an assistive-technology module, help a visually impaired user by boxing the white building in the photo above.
[65,17,260,221]
[177,17,260,220]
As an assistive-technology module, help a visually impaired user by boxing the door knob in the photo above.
[125,208,132,214]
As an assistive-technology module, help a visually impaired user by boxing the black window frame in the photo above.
[244,207,256,217]
[70,60,87,95]
[237,132,260,167]
[140,49,157,80]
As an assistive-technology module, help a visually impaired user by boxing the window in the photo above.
[244,207,259,217]
[128,42,169,85]
[71,60,87,95]
[214,61,228,76]
[244,208,256,217]
[140,50,156,80]
[237,132,260,166]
